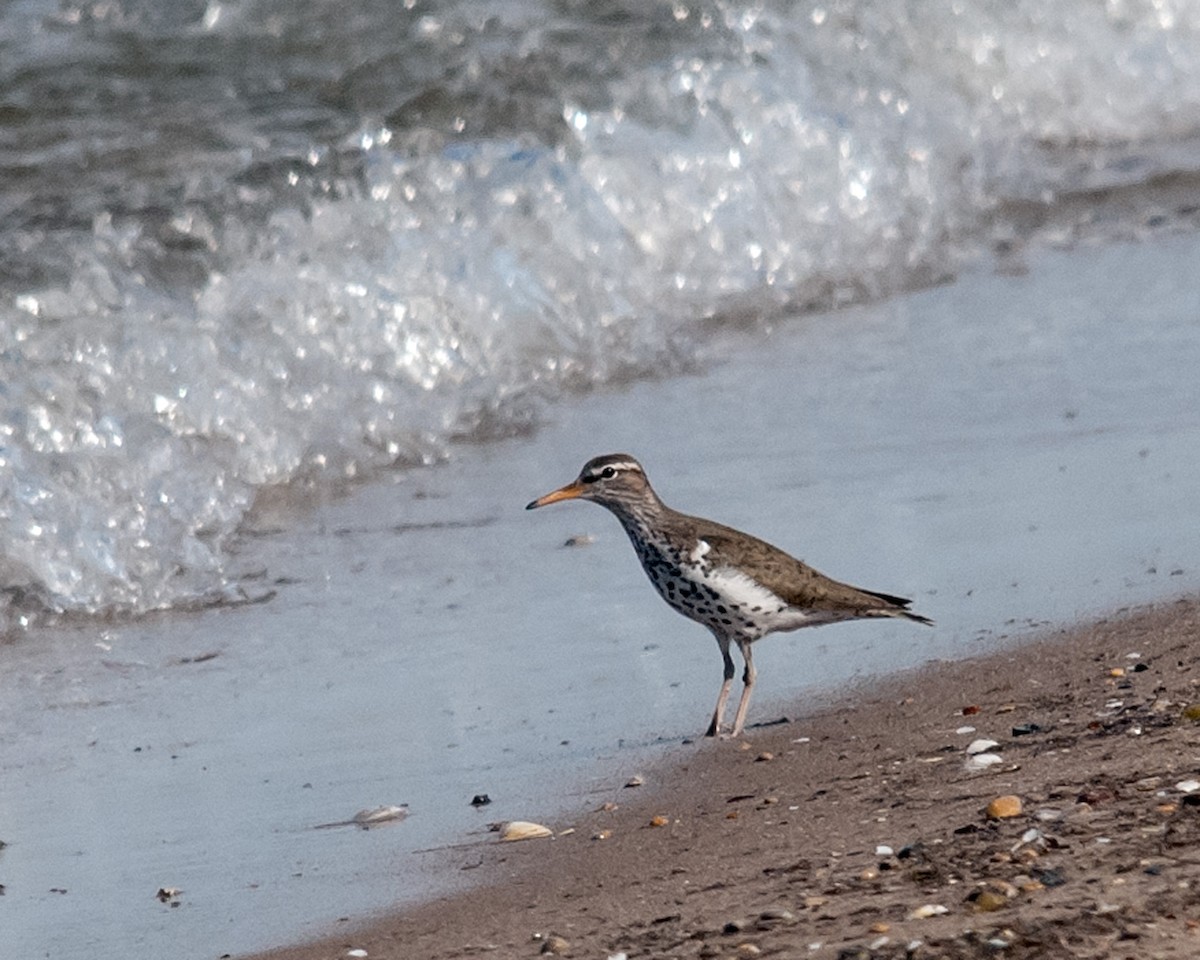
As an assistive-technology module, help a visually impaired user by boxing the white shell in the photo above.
[499,820,553,842]
[966,738,1000,755]
[964,752,1003,772]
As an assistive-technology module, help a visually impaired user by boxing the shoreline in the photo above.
[248,594,1200,959]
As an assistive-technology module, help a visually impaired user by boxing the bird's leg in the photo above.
[729,638,757,738]
[705,633,735,738]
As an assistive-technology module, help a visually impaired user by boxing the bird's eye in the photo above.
[601,466,617,479]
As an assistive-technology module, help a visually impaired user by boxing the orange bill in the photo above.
[525,481,585,510]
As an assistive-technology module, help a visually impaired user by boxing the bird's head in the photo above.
[525,454,650,511]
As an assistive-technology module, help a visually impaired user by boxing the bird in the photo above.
[526,454,932,738]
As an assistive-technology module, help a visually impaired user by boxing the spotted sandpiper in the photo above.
[526,454,932,738]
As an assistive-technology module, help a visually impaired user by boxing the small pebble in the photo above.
[869,922,890,934]
[346,951,368,959]
[624,775,644,788]
[592,829,612,841]
[986,795,1024,819]
[1176,779,1200,794]
[755,751,774,762]
[1109,667,1126,677]
[970,890,1009,912]
[562,534,595,547]
[1034,867,1066,888]
[735,945,761,958]
[470,794,491,807]
[875,844,894,857]
[961,705,981,716]
[966,738,1000,755]
[955,725,977,735]
[1183,704,1200,721]
[649,815,669,827]
[908,904,949,919]
[541,935,570,955]
[987,879,1018,898]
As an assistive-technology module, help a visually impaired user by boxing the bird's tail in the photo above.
[863,588,934,626]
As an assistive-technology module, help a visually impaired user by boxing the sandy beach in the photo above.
[251,595,1200,960]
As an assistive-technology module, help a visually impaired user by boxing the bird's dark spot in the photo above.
[751,605,762,613]
[721,618,732,626]
[716,604,727,614]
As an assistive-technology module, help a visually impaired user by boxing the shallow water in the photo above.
[3,231,1199,958]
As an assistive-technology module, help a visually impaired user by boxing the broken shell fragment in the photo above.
[908,903,949,920]
[965,752,1004,772]
[499,820,553,842]
[966,739,1000,755]
[352,805,409,827]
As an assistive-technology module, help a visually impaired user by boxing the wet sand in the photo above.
[251,595,1200,960]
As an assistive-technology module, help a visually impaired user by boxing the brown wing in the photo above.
[683,512,932,623]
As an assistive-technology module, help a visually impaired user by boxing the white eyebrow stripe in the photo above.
[588,461,641,476]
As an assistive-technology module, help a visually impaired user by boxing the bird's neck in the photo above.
[603,490,672,545]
